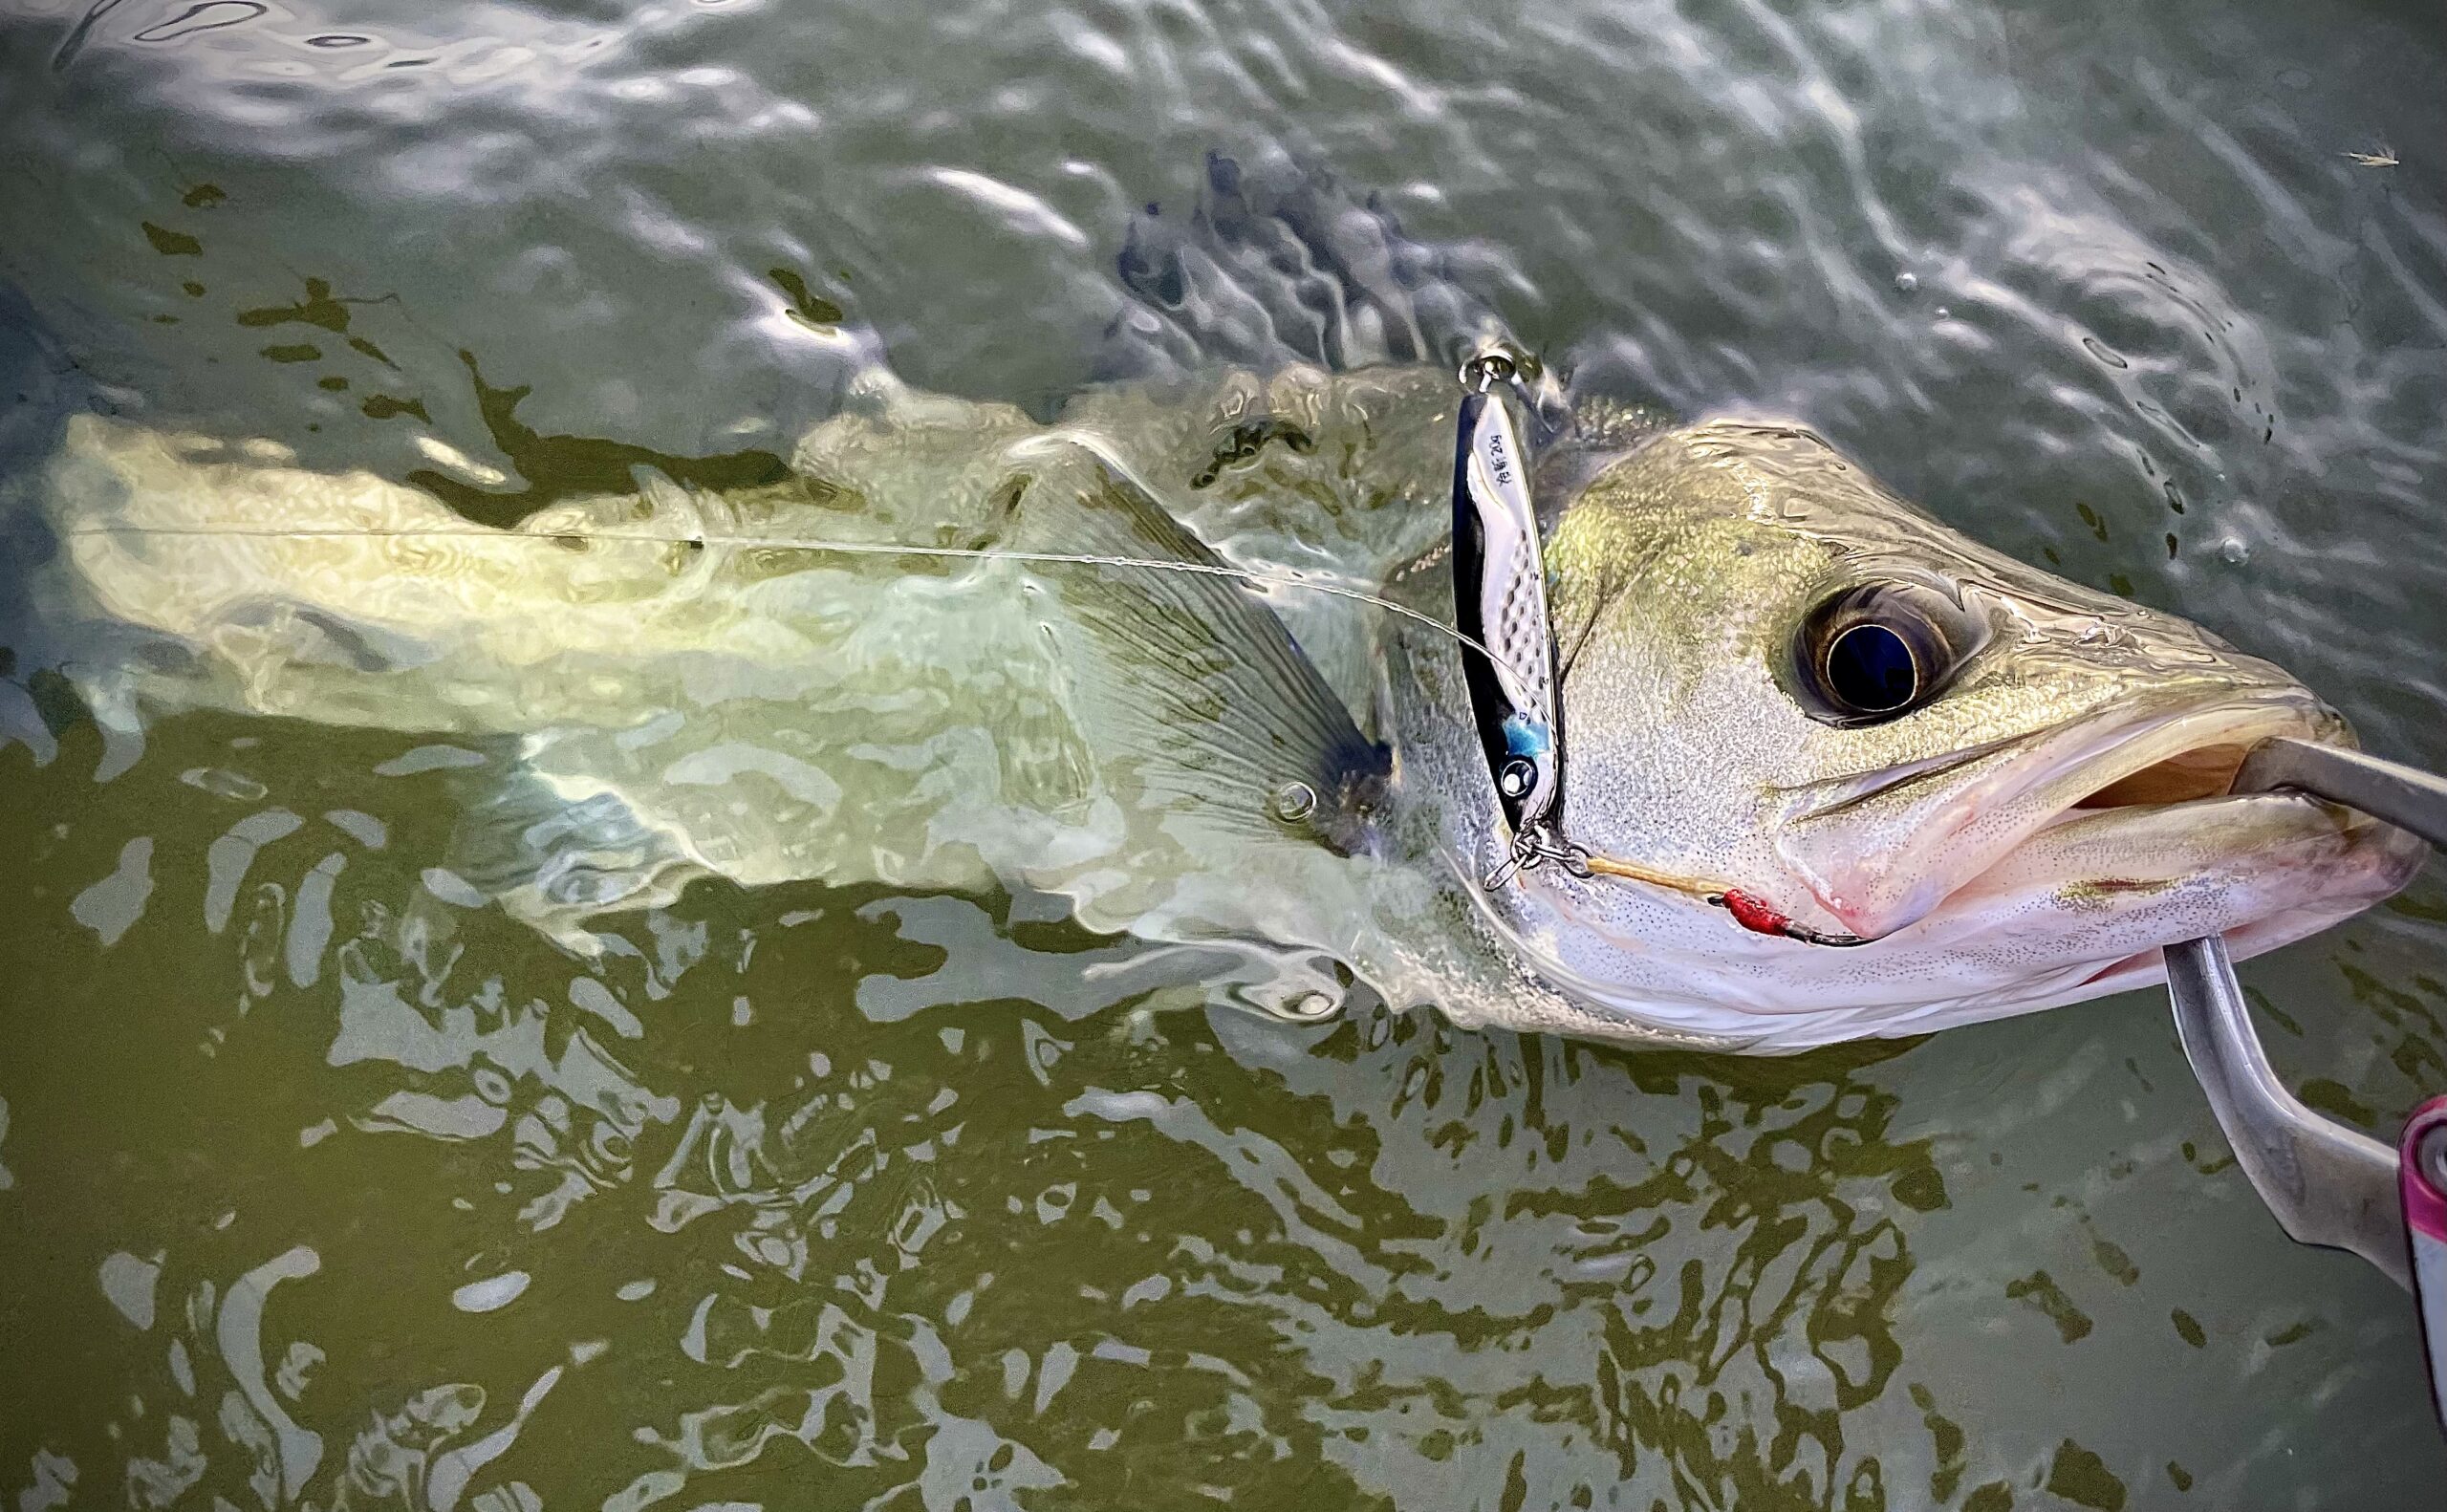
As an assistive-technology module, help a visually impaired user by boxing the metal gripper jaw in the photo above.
[2163,738,2447,1436]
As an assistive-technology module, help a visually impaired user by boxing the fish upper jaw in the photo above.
[1765,686,2367,942]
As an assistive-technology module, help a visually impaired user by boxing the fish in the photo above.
[1422,412,2424,1046]
[8,161,2424,1052]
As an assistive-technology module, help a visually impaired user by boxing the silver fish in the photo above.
[18,345,2421,1051]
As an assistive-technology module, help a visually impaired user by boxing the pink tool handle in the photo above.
[2408,1098,2447,1243]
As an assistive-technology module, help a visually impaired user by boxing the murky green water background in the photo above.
[5,0,2447,1505]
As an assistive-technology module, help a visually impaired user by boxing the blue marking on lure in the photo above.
[1502,714,1552,759]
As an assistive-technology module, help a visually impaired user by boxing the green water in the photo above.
[4,0,2447,1505]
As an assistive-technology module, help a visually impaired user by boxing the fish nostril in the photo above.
[2072,743,2252,809]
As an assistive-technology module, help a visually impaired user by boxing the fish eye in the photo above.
[1823,622,1918,713]
[1795,576,1987,724]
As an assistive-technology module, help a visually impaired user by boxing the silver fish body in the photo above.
[20,360,2424,1050]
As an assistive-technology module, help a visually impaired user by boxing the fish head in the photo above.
[1509,420,2423,1045]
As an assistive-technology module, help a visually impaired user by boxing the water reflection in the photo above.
[41,702,2413,1507]
[0,702,1981,1506]
[7,0,2447,1497]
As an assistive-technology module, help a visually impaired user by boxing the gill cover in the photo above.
[1444,373,1871,946]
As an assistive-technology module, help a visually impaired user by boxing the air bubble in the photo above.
[1894,271,1917,293]
[2218,538,2250,566]
[1283,990,1338,1022]
[1270,781,1317,823]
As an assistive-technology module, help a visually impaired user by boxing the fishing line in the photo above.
[61,467,1867,946]
[58,521,1506,665]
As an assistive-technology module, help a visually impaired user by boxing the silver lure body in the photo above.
[1450,370,1564,869]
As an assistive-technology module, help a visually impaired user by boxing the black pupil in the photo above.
[1825,622,1919,713]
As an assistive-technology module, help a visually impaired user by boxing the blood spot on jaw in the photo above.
[1719,889,1793,936]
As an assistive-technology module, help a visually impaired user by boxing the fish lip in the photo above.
[1771,685,2351,940]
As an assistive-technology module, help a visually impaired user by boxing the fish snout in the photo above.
[1765,688,2354,942]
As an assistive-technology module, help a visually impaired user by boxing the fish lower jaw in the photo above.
[1643,807,2420,1046]
[2050,880,2411,1005]
[1883,791,2425,964]
[1510,801,2418,1048]
[1782,690,2346,941]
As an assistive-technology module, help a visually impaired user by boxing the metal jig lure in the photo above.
[1450,352,1579,890]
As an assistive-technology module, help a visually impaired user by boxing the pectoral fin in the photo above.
[1004,441,1390,857]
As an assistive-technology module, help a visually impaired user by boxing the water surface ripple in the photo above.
[2,0,2445,1504]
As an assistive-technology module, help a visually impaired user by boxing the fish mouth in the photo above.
[1771,688,2423,948]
